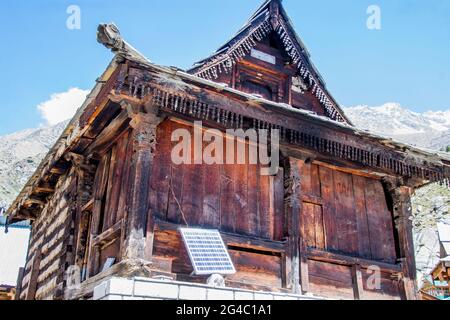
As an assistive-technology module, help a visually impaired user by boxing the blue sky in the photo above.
[0,0,449,135]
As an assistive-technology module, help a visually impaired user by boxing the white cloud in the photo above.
[37,88,89,125]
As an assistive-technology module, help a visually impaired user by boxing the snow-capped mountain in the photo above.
[0,121,68,210]
[344,103,450,150]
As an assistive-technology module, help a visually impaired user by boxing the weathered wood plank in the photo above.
[220,139,236,233]
[285,158,302,294]
[155,219,286,252]
[302,202,317,249]
[106,131,129,227]
[202,161,221,229]
[333,170,358,255]
[258,170,271,239]
[25,248,42,300]
[148,120,172,221]
[372,180,396,261]
[228,249,282,288]
[166,122,186,225]
[365,179,394,262]
[352,175,372,259]
[91,220,123,248]
[234,159,249,235]
[390,185,419,300]
[116,130,134,222]
[247,161,260,237]
[273,167,285,241]
[15,267,25,300]
[318,166,338,252]
[307,248,401,272]
[103,144,117,231]
[86,109,130,156]
[91,152,111,235]
[180,123,204,226]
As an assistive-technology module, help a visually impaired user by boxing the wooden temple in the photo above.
[6,0,450,300]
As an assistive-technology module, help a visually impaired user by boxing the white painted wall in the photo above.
[0,226,30,285]
[93,277,324,301]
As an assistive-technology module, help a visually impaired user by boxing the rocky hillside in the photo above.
[0,104,448,289]
[412,183,450,285]
[0,121,68,211]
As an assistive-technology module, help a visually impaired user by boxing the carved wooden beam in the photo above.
[122,106,163,262]
[35,184,55,194]
[91,219,123,248]
[307,248,402,273]
[24,196,45,207]
[85,109,131,157]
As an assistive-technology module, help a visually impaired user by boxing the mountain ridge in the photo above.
[0,121,68,210]
[344,103,450,150]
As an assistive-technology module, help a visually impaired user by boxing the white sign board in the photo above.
[251,49,276,65]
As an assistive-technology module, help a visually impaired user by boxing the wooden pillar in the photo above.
[68,154,95,280]
[26,248,42,300]
[87,155,110,277]
[123,111,162,262]
[285,157,309,294]
[14,267,25,300]
[392,185,419,300]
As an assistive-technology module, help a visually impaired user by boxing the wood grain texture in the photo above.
[148,120,285,240]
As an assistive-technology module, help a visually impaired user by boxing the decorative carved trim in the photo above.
[123,111,163,262]
[123,84,448,185]
[191,14,347,123]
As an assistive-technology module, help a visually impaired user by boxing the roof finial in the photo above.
[97,23,152,63]
[97,23,125,53]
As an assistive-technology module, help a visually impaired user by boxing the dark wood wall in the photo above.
[295,161,401,300]
[147,120,286,290]
[149,120,285,240]
[21,116,407,299]
[142,119,403,298]
[88,130,133,276]
[18,169,77,300]
[299,162,397,263]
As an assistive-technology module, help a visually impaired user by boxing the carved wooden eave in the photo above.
[123,61,450,180]
[5,21,450,225]
[5,57,122,223]
[188,0,351,124]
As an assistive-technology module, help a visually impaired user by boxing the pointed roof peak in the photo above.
[188,0,351,124]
